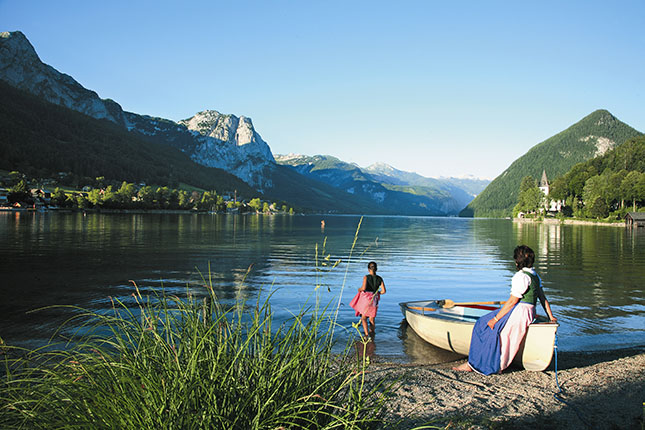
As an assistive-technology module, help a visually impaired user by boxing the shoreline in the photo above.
[1,207,636,227]
[369,346,645,429]
[513,217,627,227]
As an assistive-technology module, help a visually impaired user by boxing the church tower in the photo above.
[539,170,549,196]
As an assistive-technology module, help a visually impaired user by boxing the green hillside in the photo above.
[460,110,643,217]
[0,80,256,195]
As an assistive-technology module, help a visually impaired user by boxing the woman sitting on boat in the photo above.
[454,245,557,374]
[350,261,386,338]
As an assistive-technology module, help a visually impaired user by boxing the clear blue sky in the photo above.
[2,0,644,179]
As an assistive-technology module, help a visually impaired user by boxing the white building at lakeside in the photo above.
[539,170,563,213]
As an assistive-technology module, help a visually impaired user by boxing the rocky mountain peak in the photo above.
[179,110,274,162]
[0,31,40,63]
[0,30,126,125]
[365,162,396,173]
[0,31,281,189]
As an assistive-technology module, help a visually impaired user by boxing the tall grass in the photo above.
[0,277,394,429]
[1,217,399,429]
[0,281,392,429]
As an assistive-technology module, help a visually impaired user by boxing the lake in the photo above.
[1,212,644,363]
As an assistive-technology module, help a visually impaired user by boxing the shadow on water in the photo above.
[396,319,463,365]
[352,320,464,365]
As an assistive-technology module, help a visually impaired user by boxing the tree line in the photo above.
[4,174,294,214]
[514,136,645,219]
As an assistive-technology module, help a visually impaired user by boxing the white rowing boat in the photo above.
[400,300,559,371]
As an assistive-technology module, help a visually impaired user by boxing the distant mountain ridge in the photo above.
[275,154,489,215]
[362,162,489,202]
[0,79,257,195]
[0,30,490,214]
[5,30,637,217]
[0,31,274,188]
[461,109,643,217]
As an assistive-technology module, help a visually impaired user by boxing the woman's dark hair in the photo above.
[367,261,378,271]
[514,245,535,270]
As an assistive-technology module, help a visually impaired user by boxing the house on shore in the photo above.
[625,212,645,228]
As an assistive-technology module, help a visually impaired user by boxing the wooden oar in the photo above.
[407,305,437,312]
[439,299,505,309]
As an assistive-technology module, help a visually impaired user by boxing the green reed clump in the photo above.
[0,283,390,429]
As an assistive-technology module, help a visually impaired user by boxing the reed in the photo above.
[0,280,392,429]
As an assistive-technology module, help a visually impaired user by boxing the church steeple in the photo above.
[539,170,549,195]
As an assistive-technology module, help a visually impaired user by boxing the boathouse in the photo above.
[625,212,645,228]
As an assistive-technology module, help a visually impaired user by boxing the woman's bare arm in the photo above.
[359,276,367,292]
[487,295,520,329]
[537,287,557,321]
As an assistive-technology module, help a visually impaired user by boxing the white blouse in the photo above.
[510,267,540,299]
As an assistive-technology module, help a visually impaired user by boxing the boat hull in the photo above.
[401,300,558,371]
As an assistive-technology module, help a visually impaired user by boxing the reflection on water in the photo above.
[397,320,463,364]
[1,212,644,358]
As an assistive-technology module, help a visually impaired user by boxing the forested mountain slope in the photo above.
[460,110,642,217]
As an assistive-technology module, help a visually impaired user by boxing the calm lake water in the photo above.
[1,212,644,363]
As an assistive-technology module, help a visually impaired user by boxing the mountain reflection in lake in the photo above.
[1,212,644,359]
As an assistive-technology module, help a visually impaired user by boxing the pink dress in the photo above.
[349,291,380,318]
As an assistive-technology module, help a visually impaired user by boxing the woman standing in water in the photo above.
[454,245,557,374]
[350,261,386,338]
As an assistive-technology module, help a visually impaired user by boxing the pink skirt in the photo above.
[499,302,536,371]
[349,291,380,318]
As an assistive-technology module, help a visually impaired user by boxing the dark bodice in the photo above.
[365,274,383,293]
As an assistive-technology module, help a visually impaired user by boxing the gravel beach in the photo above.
[366,346,645,429]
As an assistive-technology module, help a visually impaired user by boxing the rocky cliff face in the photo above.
[0,31,276,188]
[178,110,275,188]
[124,110,275,188]
[0,31,126,125]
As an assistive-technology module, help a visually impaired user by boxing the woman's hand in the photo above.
[487,318,497,330]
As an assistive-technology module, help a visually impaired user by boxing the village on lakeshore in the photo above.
[0,171,294,215]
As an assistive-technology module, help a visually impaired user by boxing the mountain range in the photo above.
[2,30,640,217]
[275,154,487,215]
[0,30,487,215]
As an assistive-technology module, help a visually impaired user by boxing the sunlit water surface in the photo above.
[2,212,644,363]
